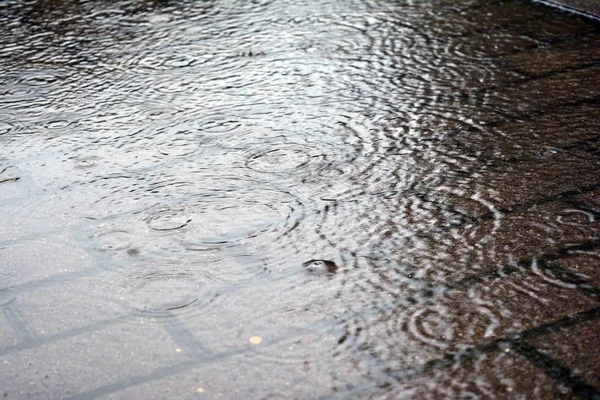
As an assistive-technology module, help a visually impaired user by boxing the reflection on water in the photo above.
[0,0,599,398]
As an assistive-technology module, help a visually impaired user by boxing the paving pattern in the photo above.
[0,0,599,398]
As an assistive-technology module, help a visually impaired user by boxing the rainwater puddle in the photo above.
[0,0,599,398]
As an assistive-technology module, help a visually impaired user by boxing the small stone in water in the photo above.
[126,248,140,257]
[302,259,338,274]
[249,336,263,345]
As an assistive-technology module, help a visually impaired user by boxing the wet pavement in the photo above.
[0,0,599,398]
[542,0,600,18]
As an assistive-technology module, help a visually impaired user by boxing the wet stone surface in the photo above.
[0,0,599,398]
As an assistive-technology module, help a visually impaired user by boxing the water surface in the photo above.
[1,0,599,398]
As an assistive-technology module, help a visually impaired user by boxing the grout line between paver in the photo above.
[318,306,600,399]
[1,307,35,343]
[0,314,134,358]
[65,305,600,400]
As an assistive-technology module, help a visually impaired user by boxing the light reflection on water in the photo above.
[0,0,599,398]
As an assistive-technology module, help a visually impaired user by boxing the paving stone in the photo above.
[525,318,600,389]
[361,349,577,399]
[510,13,598,42]
[463,103,600,162]
[0,235,93,288]
[461,267,597,331]
[13,271,126,338]
[415,1,551,38]
[554,251,600,288]
[100,333,364,400]
[489,200,597,259]
[333,268,596,372]
[459,28,540,57]
[0,197,73,244]
[485,67,600,118]
[0,321,181,400]
[175,262,414,355]
[392,197,599,284]
[503,36,600,76]
[476,151,599,210]
[0,0,598,398]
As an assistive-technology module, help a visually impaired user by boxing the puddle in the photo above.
[0,0,599,398]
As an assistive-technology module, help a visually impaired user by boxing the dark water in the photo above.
[1,0,599,398]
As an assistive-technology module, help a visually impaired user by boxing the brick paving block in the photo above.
[333,267,596,374]
[0,235,94,288]
[361,349,575,399]
[510,14,598,43]
[162,256,427,364]
[393,44,524,92]
[415,0,551,38]
[484,200,598,261]
[175,267,378,355]
[101,330,366,400]
[464,103,600,162]
[555,251,600,288]
[0,320,182,400]
[456,28,539,58]
[484,66,600,117]
[476,150,599,210]
[503,36,600,76]
[14,271,127,338]
[236,261,598,383]
[525,318,600,389]
[458,267,597,334]
[0,159,168,231]
[0,198,73,243]
[384,190,599,284]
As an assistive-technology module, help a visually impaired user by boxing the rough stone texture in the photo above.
[526,319,600,389]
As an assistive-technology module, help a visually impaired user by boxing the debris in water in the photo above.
[126,248,140,257]
[302,259,338,274]
[0,167,19,184]
[249,336,263,345]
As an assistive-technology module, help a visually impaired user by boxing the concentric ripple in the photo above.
[117,261,219,319]
[146,207,192,231]
[144,185,304,250]
[87,175,309,264]
[337,294,505,373]
[0,121,16,135]
[405,301,501,350]
[1,0,599,395]
[245,145,313,174]
[132,51,199,73]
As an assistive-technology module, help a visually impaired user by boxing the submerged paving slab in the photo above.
[0,320,183,400]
